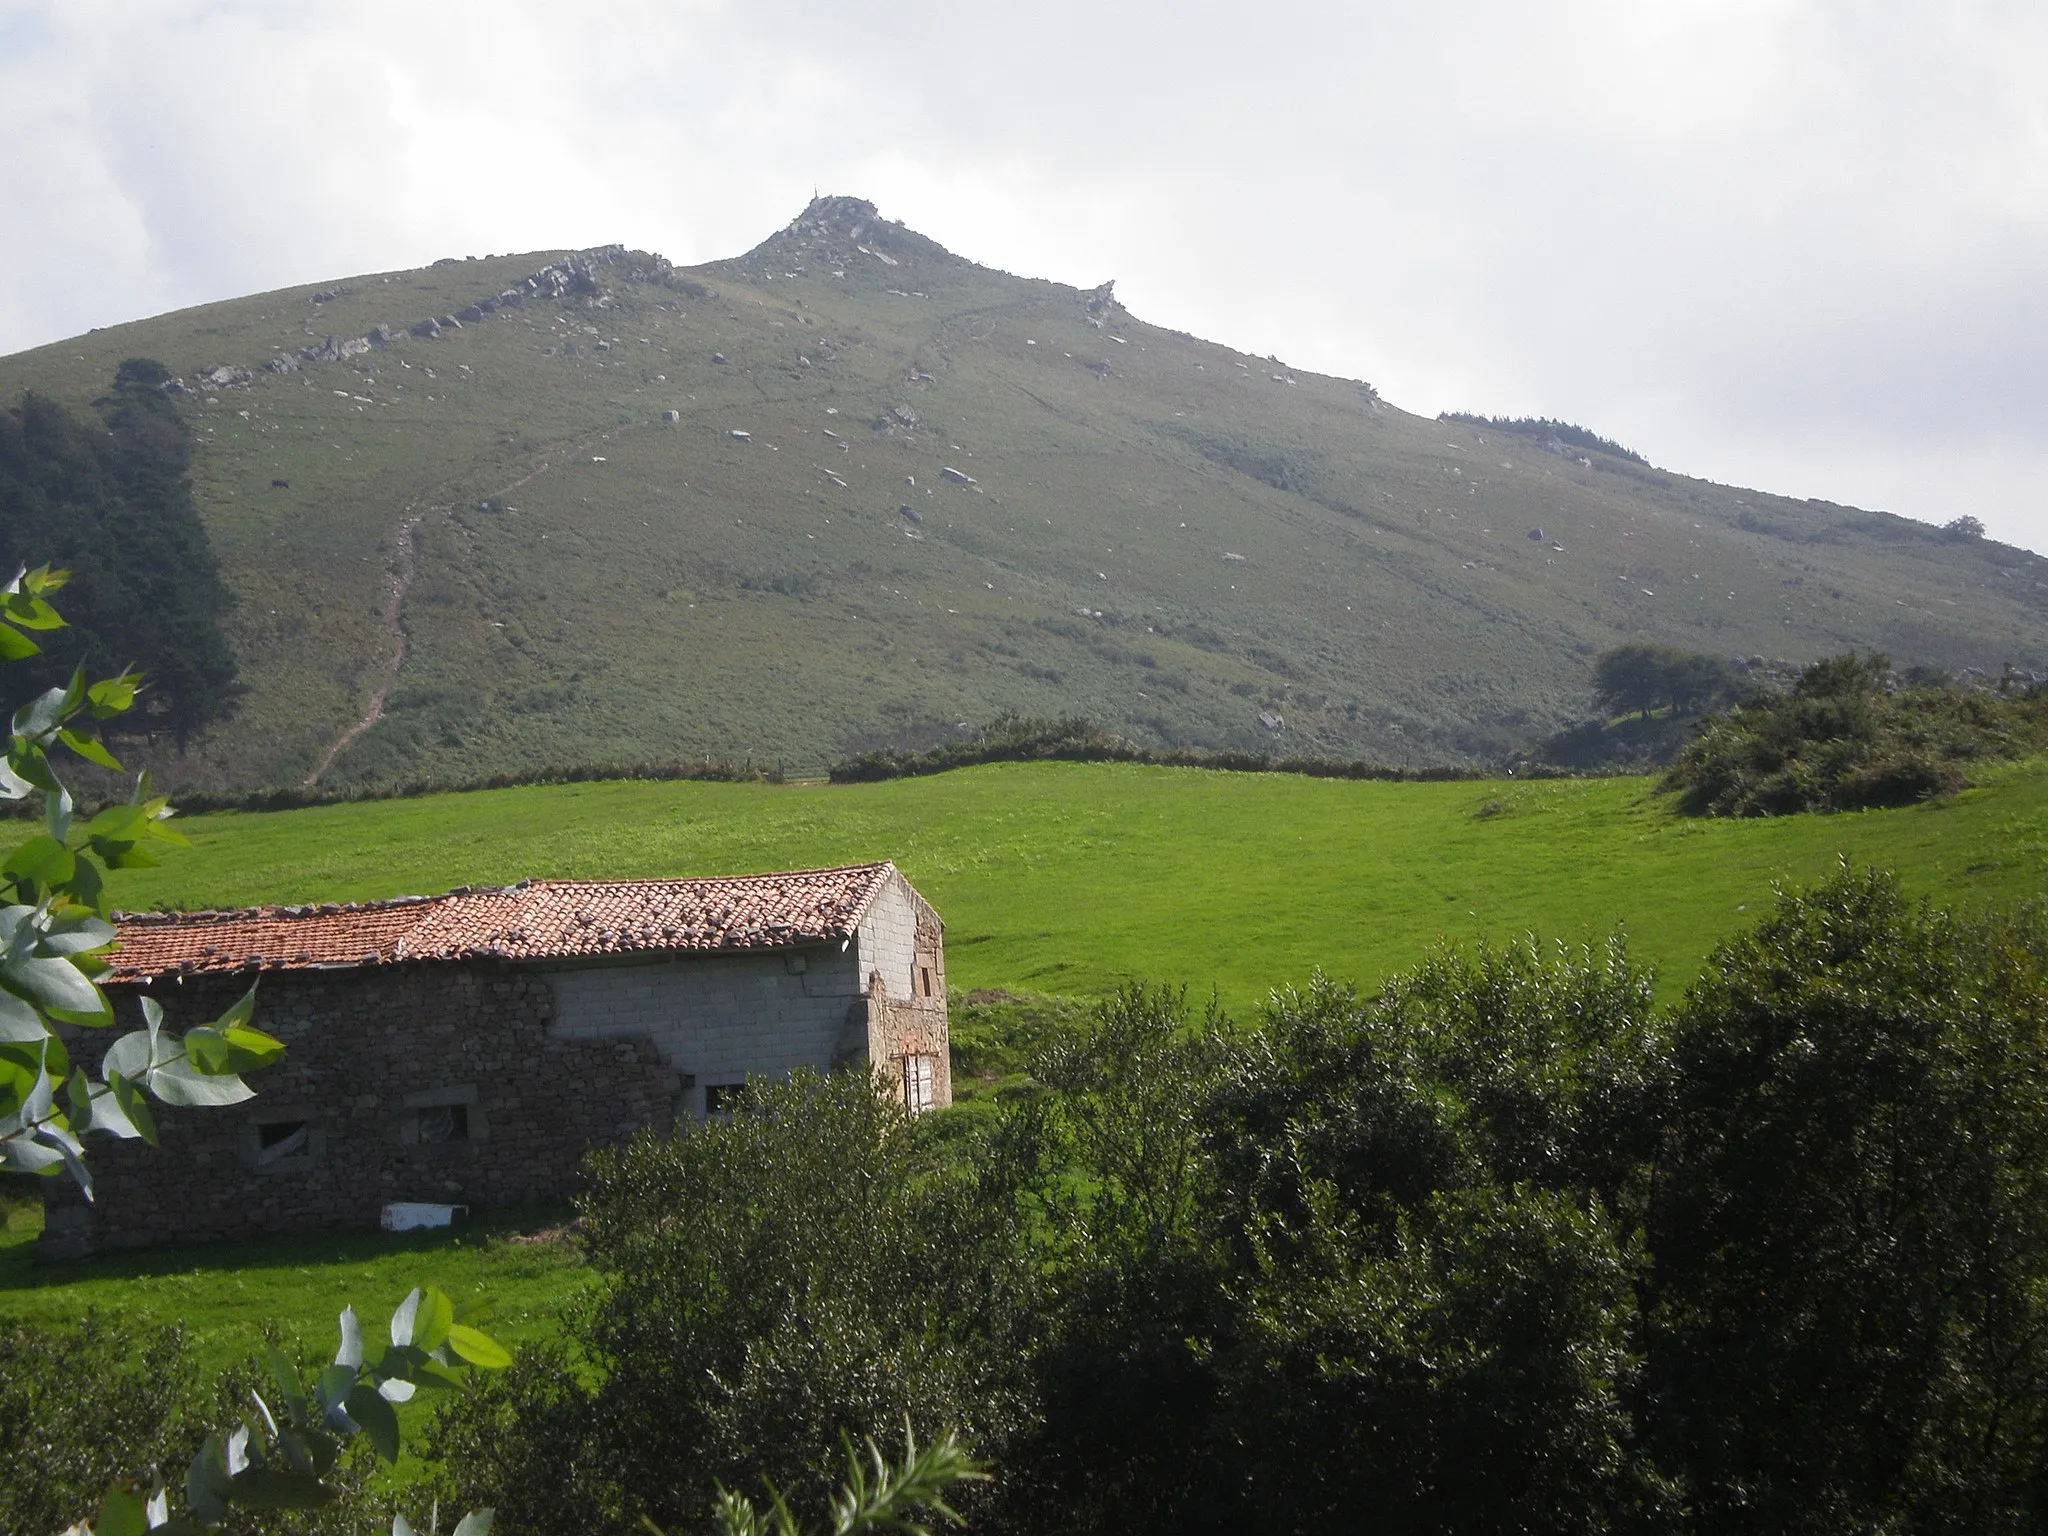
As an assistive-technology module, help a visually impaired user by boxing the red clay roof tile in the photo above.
[108,863,896,981]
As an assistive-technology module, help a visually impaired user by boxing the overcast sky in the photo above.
[4,0,2044,552]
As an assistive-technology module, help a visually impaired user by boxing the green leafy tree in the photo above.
[1592,642,1741,721]
[1646,867,2048,1532]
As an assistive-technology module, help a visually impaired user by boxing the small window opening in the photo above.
[903,1054,936,1115]
[417,1104,469,1144]
[705,1083,745,1117]
[256,1120,309,1165]
[921,966,934,998]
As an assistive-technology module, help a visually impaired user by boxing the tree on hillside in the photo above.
[1943,515,1986,540]
[0,362,238,749]
[1592,643,1743,721]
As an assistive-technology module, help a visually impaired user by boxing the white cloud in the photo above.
[1,0,2042,549]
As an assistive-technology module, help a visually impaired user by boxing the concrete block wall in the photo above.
[547,945,865,1116]
[858,874,924,1001]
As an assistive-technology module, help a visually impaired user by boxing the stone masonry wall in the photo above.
[859,875,952,1110]
[42,965,681,1258]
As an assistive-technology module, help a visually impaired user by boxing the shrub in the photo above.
[1662,650,2048,815]
[430,1069,1038,1535]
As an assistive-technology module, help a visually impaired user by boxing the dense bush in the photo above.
[1647,872,2048,1532]
[829,711,1480,784]
[1663,650,2048,815]
[0,1315,199,1535]
[1438,412,1648,465]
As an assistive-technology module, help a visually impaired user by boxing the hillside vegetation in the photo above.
[88,759,2048,1011]
[1666,652,2048,815]
[1,198,2043,792]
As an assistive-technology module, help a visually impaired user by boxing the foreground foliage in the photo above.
[427,867,2048,1535]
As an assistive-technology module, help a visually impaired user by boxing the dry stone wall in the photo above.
[42,965,681,1259]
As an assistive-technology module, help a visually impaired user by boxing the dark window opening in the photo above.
[705,1083,745,1116]
[417,1104,469,1144]
[256,1120,309,1166]
[921,966,934,997]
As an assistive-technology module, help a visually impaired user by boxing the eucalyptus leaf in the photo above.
[0,952,109,1023]
[0,987,46,1042]
[147,1056,256,1108]
[336,1305,364,1369]
[226,1467,336,1511]
[445,1323,512,1369]
[93,1484,149,1536]
[345,1381,403,1463]
[109,1072,157,1144]
[186,1435,234,1524]
[2,833,73,888]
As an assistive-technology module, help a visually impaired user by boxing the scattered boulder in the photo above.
[271,479,290,489]
[711,352,728,365]
[1527,527,1544,542]
[729,429,752,441]
[940,466,976,486]
[1258,709,1285,733]
[891,405,920,428]
[195,364,252,388]
[367,325,395,347]
[410,318,441,339]
[455,305,484,324]
[265,354,300,374]
[898,504,921,525]
[661,409,681,423]
[1221,551,1247,563]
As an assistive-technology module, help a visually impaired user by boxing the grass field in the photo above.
[97,757,2048,1012]
[0,1197,586,1381]
[6,757,2046,1437]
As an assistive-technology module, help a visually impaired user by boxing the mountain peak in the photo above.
[728,194,965,276]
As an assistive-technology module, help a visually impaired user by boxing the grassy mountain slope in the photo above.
[3,198,2043,790]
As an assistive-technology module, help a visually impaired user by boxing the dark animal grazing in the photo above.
[272,479,290,489]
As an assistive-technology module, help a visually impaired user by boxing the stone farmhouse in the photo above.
[42,862,949,1258]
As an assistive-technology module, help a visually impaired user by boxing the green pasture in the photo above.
[5,757,2047,1407]
[93,757,2048,1012]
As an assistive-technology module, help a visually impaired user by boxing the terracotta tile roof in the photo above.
[107,862,898,982]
